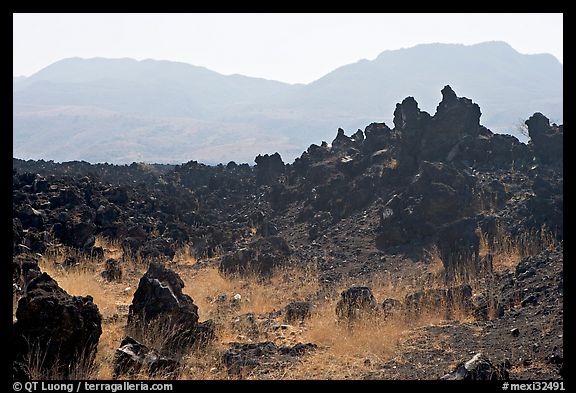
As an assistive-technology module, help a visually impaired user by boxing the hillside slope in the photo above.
[13,42,563,164]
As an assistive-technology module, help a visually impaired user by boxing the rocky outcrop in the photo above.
[255,153,285,185]
[12,86,563,269]
[13,273,102,379]
[526,113,563,166]
[375,161,476,249]
[127,263,212,350]
[284,301,313,323]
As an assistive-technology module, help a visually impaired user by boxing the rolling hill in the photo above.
[13,41,563,164]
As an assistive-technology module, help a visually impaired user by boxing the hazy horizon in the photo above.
[13,13,563,84]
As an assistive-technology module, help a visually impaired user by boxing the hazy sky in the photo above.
[13,13,563,84]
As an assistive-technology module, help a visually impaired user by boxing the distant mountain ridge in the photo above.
[13,41,563,164]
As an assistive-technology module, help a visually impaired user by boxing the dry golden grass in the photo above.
[94,236,123,259]
[23,342,100,380]
[478,224,557,273]
[172,243,197,266]
[94,319,125,379]
[283,271,470,379]
[16,242,478,381]
[16,224,559,380]
[302,302,404,360]
[181,263,320,320]
[181,346,228,380]
[510,360,556,376]
[39,253,141,319]
[369,270,427,301]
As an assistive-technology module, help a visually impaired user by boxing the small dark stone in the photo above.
[336,286,377,322]
[113,336,180,378]
[441,353,508,380]
[101,258,122,282]
[195,319,216,346]
[521,294,538,307]
[284,301,313,323]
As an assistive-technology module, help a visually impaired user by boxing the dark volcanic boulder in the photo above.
[441,353,509,380]
[526,113,563,166]
[284,301,313,323]
[58,218,96,250]
[255,152,285,185]
[113,336,180,378]
[127,263,210,350]
[15,204,45,230]
[13,273,102,378]
[335,286,378,321]
[128,262,198,327]
[95,204,121,227]
[101,258,122,282]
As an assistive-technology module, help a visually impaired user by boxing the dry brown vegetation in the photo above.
[183,263,321,319]
[14,225,559,380]
[477,223,557,272]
